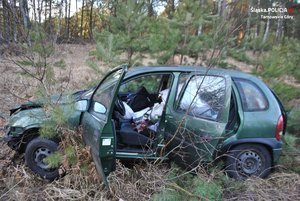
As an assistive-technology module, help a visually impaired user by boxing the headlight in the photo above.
[9,126,24,135]
[4,125,10,132]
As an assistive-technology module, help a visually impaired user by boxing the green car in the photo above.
[3,65,287,181]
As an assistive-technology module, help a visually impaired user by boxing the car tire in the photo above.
[225,144,271,180]
[25,137,59,180]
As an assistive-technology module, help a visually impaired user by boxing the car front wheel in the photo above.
[225,144,271,179]
[25,137,59,180]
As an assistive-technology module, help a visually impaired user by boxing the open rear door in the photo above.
[81,65,127,184]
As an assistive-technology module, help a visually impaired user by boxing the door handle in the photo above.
[165,114,173,119]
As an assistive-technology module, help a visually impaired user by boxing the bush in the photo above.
[192,176,222,201]
[260,79,300,107]
[227,48,253,64]
[254,38,300,108]
[287,106,300,137]
[152,164,223,201]
[278,133,300,174]
[259,38,300,81]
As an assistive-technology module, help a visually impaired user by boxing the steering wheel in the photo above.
[115,96,126,116]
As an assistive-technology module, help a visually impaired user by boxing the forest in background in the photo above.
[1,0,300,107]
[1,1,300,200]
[1,0,300,43]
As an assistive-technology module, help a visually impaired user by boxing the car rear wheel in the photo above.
[225,144,271,179]
[25,138,60,180]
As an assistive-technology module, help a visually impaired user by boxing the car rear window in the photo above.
[234,79,268,111]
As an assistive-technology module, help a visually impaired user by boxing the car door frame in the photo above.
[164,71,232,167]
[81,65,127,184]
[115,72,174,159]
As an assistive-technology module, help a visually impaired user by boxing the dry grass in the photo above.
[1,126,300,200]
[0,127,107,201]
[0,125,182,200]
[108,161,169,201]
[225,173,300,201]
[0,126,170,201]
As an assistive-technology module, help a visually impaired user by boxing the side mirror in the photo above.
[93,102,107,114]
[75,100,88,112]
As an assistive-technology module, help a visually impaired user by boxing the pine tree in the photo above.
[93,0,150,66]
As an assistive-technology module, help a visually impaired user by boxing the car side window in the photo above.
[177,75,226,121]
[119,74,164,94]
[92,69,123,115]
[175,73,190,101]
[234,79,268,111]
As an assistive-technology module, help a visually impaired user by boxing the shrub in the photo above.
[278,133,300,174]
[192,176,222,201]
[261,79,300,107]
[152,164,223,201]
[259,38,300,81]
[287,106,300,137]
[227,48,253,64]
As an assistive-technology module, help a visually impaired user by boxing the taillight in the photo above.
[275,115,284,141]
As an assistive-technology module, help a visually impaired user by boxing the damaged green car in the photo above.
[4,65,287,181]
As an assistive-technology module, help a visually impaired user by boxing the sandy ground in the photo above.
[0,44,97,117]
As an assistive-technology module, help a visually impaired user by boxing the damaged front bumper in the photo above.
[3,126,24,151]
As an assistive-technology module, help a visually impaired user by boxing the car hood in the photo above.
[8,89,92,131]
[10,89,90,116]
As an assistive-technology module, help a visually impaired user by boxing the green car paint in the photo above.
[4,65,286,181]
[8,108,46,135]
[8,99,82,134]
[163,72,232,166]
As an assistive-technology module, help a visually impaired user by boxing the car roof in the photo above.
[126,66,259,81]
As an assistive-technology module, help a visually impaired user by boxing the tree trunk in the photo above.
[276,2,284,43]
[262,13,270,44]
[44,0,47,28]
[276,18,284,42]
[221,0,226,17]
[49,0,52,21]
[292,15,297,38]
[67,0,71,39]
[76,0,78,36]
[55,0,64,44]
[166,0,175,19]
[20,0,30,29]
[254,0,260,38]
[49,0,52,32]
[32,0,37,22]
[217,0,222,16]
[89,0,94,40]
[197,0,204,36]
[20,0,31,46]
[80,0,85,38]
[180,26,188,65]
[10,0,17,42]
[2,0,9,43]
[147,0,154,17]
[37,0,43,24]
[0,1,2,42]
[64,0,68,38]
[244,0,252,44]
